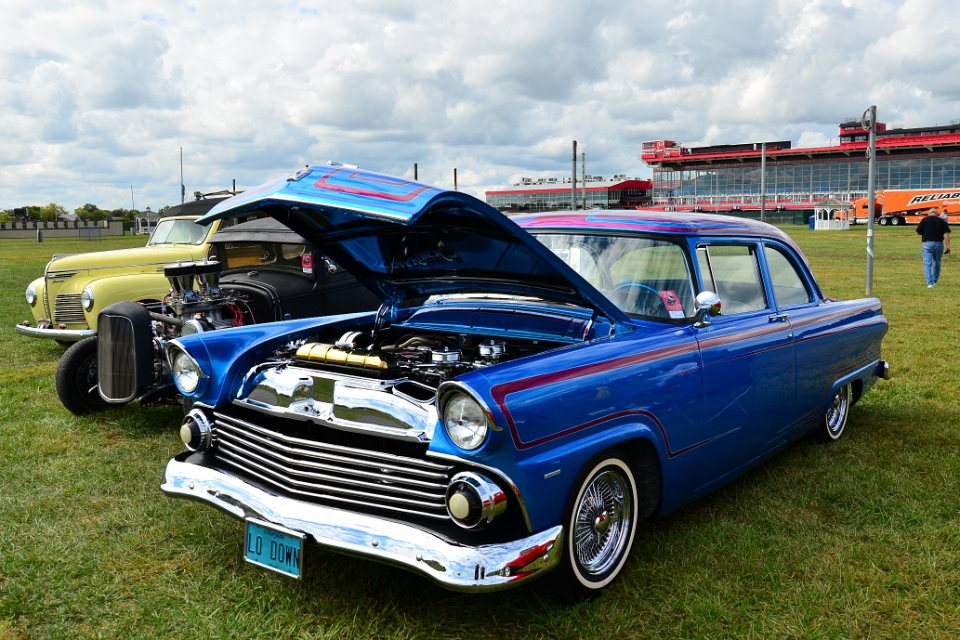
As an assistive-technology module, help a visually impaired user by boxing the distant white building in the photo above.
[135,207,159,235]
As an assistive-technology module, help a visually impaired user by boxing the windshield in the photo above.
[534,233,696,320]
[148,218,208,246]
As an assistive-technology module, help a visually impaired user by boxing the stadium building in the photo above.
[485,175,652,213]
[641,119,960,220]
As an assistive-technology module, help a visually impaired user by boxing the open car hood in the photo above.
[202,164,630,326]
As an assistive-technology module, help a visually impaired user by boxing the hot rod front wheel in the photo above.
[537,455,638,603]
[56,336,109,415]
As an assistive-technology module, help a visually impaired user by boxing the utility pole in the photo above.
[581,152,587,210]
[180,147,185,204]
[571,140,577,211]
[760,142,767,223]
[863,105,878,296]
[454,168,458,191]
[414,163,418,181]
[130,185,135,212]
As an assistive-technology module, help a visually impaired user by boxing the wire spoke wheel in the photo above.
[536,454,644,603]
[573,469,632,576]
[815,383,851,442]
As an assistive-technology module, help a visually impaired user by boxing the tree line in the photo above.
[0,203,156,223]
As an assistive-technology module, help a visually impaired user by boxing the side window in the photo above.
[697,244,767,314]
[764,246,812,306]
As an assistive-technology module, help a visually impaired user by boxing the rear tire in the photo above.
[891,216,902,226]
[878,217,889,226]
[56,337,108,415]
[536,454,638,603]
[813,383,851,443]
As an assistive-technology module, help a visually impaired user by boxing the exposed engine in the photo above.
[292,330,514,388]
[154,260,250,338]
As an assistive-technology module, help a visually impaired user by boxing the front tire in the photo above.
[813,383,851,442]
[56,337,108,415]
[538,455,638,603]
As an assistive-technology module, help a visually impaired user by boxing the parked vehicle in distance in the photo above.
[161,165,889,601]
[57,217,380,415]
[16,194,243,344]
[838,188,960,225]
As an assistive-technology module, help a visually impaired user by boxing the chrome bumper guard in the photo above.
[161,455,563,591]
[15,323,94,341]
[877,360,890,380]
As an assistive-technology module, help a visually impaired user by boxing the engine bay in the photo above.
[284,326,557,390]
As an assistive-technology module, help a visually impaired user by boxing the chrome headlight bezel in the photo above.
[439,388,491,451]
[80,285,95,311]
[25,284,37,306]
[166,342,208,396]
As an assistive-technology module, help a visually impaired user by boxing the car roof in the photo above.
[513,210,808,265]
[210,216,309,245]
[160,198,231,218]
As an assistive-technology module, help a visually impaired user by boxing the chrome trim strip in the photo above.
[162,456,562,591]
[14,324,94,341]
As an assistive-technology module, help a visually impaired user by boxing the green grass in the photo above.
[1,228,959,639]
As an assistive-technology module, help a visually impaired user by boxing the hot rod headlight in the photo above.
[443,393,489,450]
[25,284,37,306]
[80,286,95,311]
[171,350,205,394]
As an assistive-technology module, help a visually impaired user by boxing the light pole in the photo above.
[571,141,577,211]
[863,105,877,296]
[760,142,767,223]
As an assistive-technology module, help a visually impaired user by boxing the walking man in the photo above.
[916,208,951,287]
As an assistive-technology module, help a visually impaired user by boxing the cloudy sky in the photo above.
[2,0,959,212]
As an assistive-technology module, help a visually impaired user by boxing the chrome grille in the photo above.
[98,315,137,402]
[53,294,85,324]
[213,412,453,520]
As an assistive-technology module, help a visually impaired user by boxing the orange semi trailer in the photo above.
[841,189,960,226]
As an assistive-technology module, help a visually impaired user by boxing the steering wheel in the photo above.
[611,282,668,317]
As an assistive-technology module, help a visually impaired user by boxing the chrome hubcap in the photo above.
[573,469,632,576]
[826,385,850,436]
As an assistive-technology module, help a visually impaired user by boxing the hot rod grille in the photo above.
[212,411,454,520]
[53,294,85,324]
[98,315,137,402]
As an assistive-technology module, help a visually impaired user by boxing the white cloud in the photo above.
[1,0,960,210]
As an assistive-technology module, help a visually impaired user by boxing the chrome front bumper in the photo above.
[15,323,94,341]
[161,455,563,591]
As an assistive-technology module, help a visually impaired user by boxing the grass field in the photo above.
[1,227,959,639]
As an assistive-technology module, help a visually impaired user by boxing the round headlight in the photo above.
[443,393,489,450]
[171,351,201,394]
[80,286,95,311]
[25,284,37,306]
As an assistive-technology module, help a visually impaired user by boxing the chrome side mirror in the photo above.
[694,291,722,328]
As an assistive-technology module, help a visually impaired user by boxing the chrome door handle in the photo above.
[768,313,790,323]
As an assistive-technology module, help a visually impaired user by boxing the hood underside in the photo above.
[203,165,630,325]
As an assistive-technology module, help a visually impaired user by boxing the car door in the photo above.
[759,242,818,440]
[692,242,797,492]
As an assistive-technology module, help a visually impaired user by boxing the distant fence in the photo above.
[78,227,102,241]
[0,220,124,239]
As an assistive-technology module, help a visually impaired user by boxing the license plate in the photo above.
[244,519,306,579]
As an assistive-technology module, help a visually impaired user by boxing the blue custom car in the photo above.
[161,163,888,601]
